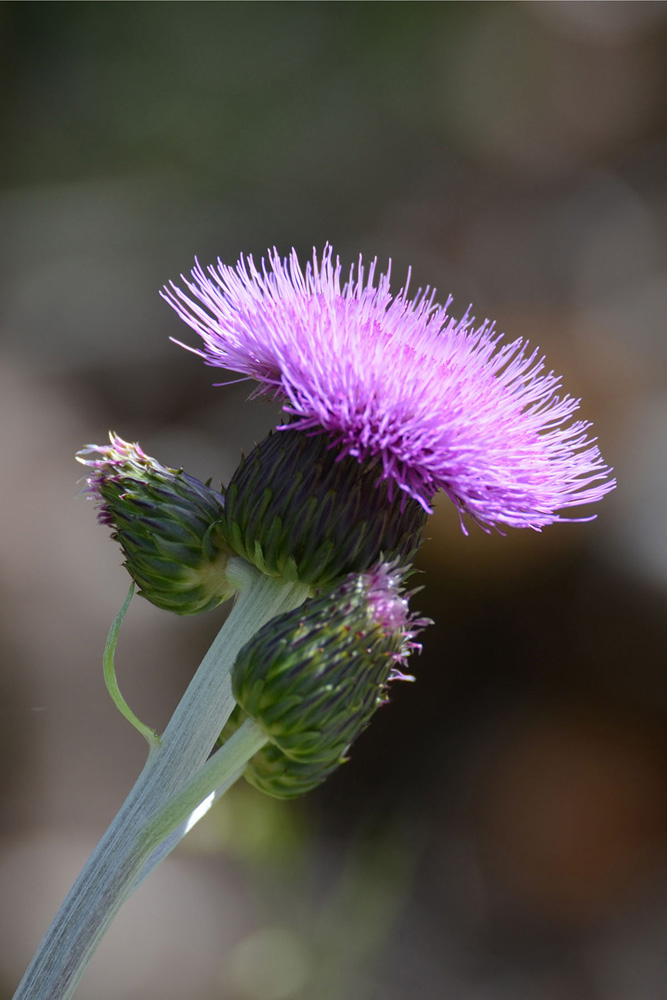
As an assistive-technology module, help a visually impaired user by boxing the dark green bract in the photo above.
[223,429,427,586]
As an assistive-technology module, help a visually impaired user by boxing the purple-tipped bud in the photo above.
[77,433,236,614]
[230,562,428,797]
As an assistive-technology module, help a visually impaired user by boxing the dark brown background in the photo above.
[1,3,666,998]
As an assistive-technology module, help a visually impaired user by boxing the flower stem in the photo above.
[130,760,241,894]
[13,559,309,1000]
[143,717,268,855]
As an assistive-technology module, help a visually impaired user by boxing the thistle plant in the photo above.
[12,246,615,1000]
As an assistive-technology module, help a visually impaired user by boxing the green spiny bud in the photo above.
[229,562,428,797]
[77,433,236,614]
[223,428,427,585]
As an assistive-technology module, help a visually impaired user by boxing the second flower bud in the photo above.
[229,562,428,797]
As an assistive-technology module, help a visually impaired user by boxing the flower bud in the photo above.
[230,562,427,796]
[223,427,427,586]
[77,433,236,614]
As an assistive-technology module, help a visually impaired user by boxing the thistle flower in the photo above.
[77,434,236,614]
[162,245,615,531]
[230,562,428,797]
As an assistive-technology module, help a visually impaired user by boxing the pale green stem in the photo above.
[131,768,241,894]
[131,718,268,893]
[143,717,267,853]
[13,559,309,1000]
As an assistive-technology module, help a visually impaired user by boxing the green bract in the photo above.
[219,706,338,799]
[224,428,427,586]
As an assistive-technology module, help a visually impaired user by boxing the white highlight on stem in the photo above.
[184,790,216,835]
[132,770,241,894]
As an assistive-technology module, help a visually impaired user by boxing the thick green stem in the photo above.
[13,560,309,1000]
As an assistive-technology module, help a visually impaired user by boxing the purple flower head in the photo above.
[162,245,615,531]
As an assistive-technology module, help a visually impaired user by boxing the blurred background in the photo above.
[1,2,666,998]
